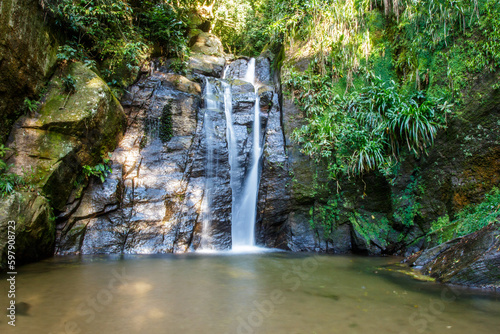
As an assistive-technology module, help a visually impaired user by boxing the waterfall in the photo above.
[222,81,239,213]
[244,58,256,83]
[205,79,218,110]
[201,58,264,251]
[231,58,263,250]
[200,79,220,250]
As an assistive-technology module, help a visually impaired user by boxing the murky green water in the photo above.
[1,252,499,334]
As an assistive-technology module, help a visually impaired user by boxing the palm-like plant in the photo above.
[292,69,449,178]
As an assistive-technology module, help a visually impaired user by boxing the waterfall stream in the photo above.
[201,58,264,251]
[232,58,262,250]
[200,79,217,250]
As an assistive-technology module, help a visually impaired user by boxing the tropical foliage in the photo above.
[428,187,500,244]
[0,145,24,197]
[41,0,191,85]
[82,153,113,183]
[289,70,451,178]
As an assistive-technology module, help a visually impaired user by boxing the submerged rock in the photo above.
[410,222,500,288]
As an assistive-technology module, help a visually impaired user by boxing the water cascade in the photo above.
[200,58,264,251]
[55,49,287,254]
[222,81,239,218]
[200,79,218,250]
[231,58,263,250]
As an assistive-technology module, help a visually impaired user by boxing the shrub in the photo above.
[290,70,451,179]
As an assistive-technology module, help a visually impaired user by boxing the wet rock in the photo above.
[256,92,291,248]
[229,79,255,95]
[0,192,54,269]
[411,222,500,288]
[330,224,353,253]
[286,209,318,252]
[224,58,249,79]
[188,54,226,77]
[411,238,462,267]
[189,32,224,56]
[351,228,383,255]
[258,85,274,112]
[255,57,272,84]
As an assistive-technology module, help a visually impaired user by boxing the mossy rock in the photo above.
[189,32,224,57]
[188,28,203,40]
[162,73,201,95]
[36,62,126,143]
[6,62,126,210]
[0,192,54,271]
[0,0,59,144]
[99,58,141,96]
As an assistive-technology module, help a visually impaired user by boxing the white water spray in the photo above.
[201,59,266,252]
[200,79,218,250]
[231,58,263,250]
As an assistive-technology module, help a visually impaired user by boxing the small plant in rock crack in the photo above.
[23,98,40,114]
[82,153,113,183]
[0,145,23,197]
[62,74,77,93]
[159,103,174,143]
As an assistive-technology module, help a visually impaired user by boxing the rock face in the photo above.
[410,222,500,288]
[0,0,59,142]
[274,45,500,255]
[57,47,290,253]
[0,192,54,269]
[5,62,126,210]
[0,62,125,269]
[57,70,207,253]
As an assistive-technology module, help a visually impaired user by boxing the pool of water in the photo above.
[1,252,499,334]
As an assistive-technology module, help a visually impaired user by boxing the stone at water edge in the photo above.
[410,222,500,288]
[0,192,54,270]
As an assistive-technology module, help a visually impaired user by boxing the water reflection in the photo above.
[0,253,498,334]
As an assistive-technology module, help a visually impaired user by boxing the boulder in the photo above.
[6,62,126,210]
[188,54,226,77]
[0,192,54,269]
[189,32,224,56]
[0,0,59,142]
[412,222,500,288]
[160,73,202,95]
